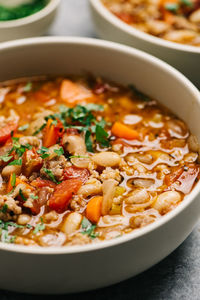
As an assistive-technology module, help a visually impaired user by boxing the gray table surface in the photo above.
[1,0,200,299]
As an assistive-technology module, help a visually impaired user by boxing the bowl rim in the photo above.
[0,0,60,28]
[0,36,200,255]
[90,0,200,54]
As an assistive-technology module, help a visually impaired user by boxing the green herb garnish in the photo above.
[0,204,8,214]
[95,124,109,147]
[18,124,29,131]
[23,82,32,92]
[81,217,98,239]
[165,3,179,12]
[33,123,46,136]
[0,154,13,162]
[37,146,50,159]
[8,159,22,166]
[54,148,64,156]
[19,189,27,202]
[180,0,193,6]
[11,173,16,188]
[43,168,60,184]
[33,218,45,234]
[30,194,39,200]
[85,130,93,152]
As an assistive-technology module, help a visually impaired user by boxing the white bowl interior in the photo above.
[0,38,200,294]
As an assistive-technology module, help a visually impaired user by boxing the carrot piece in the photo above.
[86,196,103,224]
[13,133,24,138]
[111,122,139,140]
[43,119,58,148]
[163,10,175,24]
[60,79,93,106]
[7,174,34,193]
[160,0,177,23]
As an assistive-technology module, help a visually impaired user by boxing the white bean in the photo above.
[153,191,181,214]
[92,152,121,167]
[62,212,82,236]
[78,179,102,197]
[189,9,200,24]
[133,178,154,188]
[17,214,31,225]
[71,157,90,169]
[19,136,40,147]
[2,165,21,178]
[102,179,117,215]
[63,134,86,155]
[125,189,149,204]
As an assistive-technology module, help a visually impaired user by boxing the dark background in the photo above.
[2,0,200,299]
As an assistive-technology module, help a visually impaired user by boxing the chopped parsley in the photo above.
[9,137,32,157]
[54,147,64,156]
[0,154,13,162]
[44,104,110,152]
[0,220,31,244]
[95,124,109,147]
[11,173,16,188]
[165,3,179,12]
[18,124,29,131]
[81,217,98,239]
[33,218,45,234]
[8,158,22,166]
[85,130,93,152]
[23,82,32,92]
[0,230,16,244]
[43,168,60,184]
[19,189,27,202]
[69,155,89,159]
[37,146,50,159]
[30,194,39,200]
[0,204,8,214]
[33,123,46,136]
[180,0,193,6]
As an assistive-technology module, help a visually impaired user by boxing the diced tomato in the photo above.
[174,165,199,194]
[48,179,82,212]
[31,178,56,189]
[63,166,89,183]
[165,167,184,186]
[22,149,43,177]
[0,121,18,144]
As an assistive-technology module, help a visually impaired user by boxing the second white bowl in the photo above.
[90,0,200,89]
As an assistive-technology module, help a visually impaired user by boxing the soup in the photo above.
[0,75,199,247]
[102,0,200,46]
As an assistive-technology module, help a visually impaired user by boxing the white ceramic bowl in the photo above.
[0,37,200,294]
[0,0,60,42]
[90,0,200,89]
